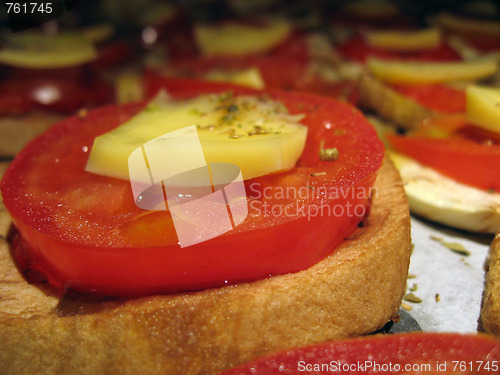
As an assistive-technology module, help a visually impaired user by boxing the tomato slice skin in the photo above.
[388,133,500,191]
[1,82,383,296]
[218,333,500,375]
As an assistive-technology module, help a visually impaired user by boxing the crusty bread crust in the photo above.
[358,74,432,131]
[481,234,500,337]
[0,157,411,375]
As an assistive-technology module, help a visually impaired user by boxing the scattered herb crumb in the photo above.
[430,235,470,256]
[78,108,88,118]
[401,302,413,311]
[333,129,346,136]
[219,128,236,136]
[460,258,471,267]
[407,274,416,279]
[310,172,326,177]
[197,124,216,130]
[409,283,418,292]
[435,293,440,302]
[404,292,422,303]
[145,103,160,112]
[441,241,470,256]
[319,140,339,161]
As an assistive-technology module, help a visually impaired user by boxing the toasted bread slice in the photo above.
[358,74,432,131]
[481,234,500,336]
[0,112,62,156]
[0,157,411,375]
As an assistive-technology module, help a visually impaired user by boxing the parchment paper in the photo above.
[400,216,493,333]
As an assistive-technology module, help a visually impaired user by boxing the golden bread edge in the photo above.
[0,156,412,375]
[481,234,500,337]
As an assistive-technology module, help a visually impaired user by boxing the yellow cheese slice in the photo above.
[205,67,265,89]
[194,19,291,56]
[0,32,97,69]
[365,29,441,51]
[466,85,500,134]
[367,57,498,84]
[86,92,307,182]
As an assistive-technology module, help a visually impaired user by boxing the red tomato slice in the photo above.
[166,54,310,90]
[143,73,248,98]
[0,66,113,114]
[458,35,500,53]
[265,31,309,60]
[388,133,500,191]
[1,82,384,296]
[0,91,33,116]
[218,333,500,375]
[337,35,461,63]
[155,30,358,102]
[391,84,466,113]
[92,40,133,69]
[154,53,359,103]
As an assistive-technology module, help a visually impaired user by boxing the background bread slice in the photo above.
[481,234,500,336]
[358,74,432,131]
[0,157,411,375]
[0,112,62,156]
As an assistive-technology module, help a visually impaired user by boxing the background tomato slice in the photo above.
[152,30,359,102]
[391,84,466,113]
[218,333,500,375]
[388,134,500,191]
[0,66,113,114]
[1,82,384,296]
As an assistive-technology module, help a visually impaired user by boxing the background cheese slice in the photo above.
[0,32,97,69]
[194,19,291,56]
[367,58,498,84]
[466,85,500,134]
[365,29,441,51]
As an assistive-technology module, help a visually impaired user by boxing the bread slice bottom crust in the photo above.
[0,157,411,375]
